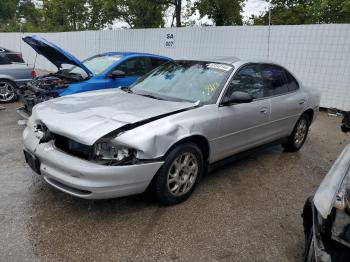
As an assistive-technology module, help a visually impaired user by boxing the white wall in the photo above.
[0,25,349,110]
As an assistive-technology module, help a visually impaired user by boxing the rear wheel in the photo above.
[282,114,310,152]
[154,143,204,205]
[0,80,17,102]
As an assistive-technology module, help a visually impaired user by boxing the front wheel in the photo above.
[154,143,204,205]
[282,114,310,152]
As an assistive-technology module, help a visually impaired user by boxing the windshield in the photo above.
[131,61,233,103]
[69,55,121,76]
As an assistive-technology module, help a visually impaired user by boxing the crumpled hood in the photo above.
[32,89,194,145]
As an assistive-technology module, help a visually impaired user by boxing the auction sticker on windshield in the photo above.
[207,63,232,72]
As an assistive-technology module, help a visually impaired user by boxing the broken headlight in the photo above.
[94,141,134,164]
[26,116,34,129]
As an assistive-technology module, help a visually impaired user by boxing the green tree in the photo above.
[194,0,244,26]
[312,0,350,23]
[43,0,88,31]
[0,0,19,23]
[104,0,167,28]
[250,0,350,25]
[86,0,109,30]
[0,0,20,31]
[159,0,184,27]
[18,0,43,32]
[250,0,314,25]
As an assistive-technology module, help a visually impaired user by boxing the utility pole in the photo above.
[267,6,271,59]
[19,23,22,53]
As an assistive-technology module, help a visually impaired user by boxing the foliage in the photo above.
[104,0,168,28]
[250,0,350,25]
[1,0,349,32]
[43,0,88,31]
[194,0,244,26]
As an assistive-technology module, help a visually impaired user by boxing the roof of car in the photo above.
[177,56,241,65]
[99,52,171,60]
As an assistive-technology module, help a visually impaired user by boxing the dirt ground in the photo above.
[1,102,349,262]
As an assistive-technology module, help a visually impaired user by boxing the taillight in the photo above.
[31,70,37,78]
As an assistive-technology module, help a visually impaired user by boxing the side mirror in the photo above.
[222,91,253,105]
[108,70,126,78]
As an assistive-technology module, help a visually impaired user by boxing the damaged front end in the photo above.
[17,73,83,118]
[303,144,350,261]
[31,120,138,166]
[17,35,93,119]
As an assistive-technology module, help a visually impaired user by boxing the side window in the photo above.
[0,54,10,65]
[151,58,168,70]
[116,58,149,76]
[261,64,289,96]
[285,71,299,91]
[225,64,265,99]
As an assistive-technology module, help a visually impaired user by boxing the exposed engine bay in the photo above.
[17,71,84,117]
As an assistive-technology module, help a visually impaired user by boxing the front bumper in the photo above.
[23,127,164,199]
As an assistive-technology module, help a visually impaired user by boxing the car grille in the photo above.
[54,134,93,160]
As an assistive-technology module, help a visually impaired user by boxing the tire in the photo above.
[282,114,310,152]
[154,143,204,205]
[0,80,17,103]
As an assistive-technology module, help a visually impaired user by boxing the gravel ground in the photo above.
[0,102,349,262]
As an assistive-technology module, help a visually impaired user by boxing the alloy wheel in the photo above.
[167,152,198,196]
[0,81,15,102]
[294,118,308,147]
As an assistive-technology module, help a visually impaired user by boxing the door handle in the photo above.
[299,99,306,105]
[260,108,268,114]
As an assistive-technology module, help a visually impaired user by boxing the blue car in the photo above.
[17,35,171,118]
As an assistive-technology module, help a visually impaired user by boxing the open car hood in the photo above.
[32,89,195,146]
[23,35,93,76]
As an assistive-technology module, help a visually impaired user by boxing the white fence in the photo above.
[0,25,349,110]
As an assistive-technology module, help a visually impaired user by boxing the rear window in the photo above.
[285,71,299,91]
[0,55,11,65]
[261,64,289,96]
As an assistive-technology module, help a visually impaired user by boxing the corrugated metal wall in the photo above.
[0,25,349,110]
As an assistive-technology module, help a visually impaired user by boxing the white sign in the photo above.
[165,33,175,48]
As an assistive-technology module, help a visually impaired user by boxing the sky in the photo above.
[244,0,270,18]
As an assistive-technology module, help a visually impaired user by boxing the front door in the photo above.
[213,64,272,161]
[105,57,151,89]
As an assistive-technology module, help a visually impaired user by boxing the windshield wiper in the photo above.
[137,93,164,100]
[121,86,133,93]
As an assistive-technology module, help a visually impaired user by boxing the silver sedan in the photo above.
[0,63,34,102]
[23,57,320,205]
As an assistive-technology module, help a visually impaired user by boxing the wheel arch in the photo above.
[165,134,210,164]
[0,77,18,88]
[303,108,314,123]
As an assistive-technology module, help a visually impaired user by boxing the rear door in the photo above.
[260,64,306,139]
[214,64,271,159]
